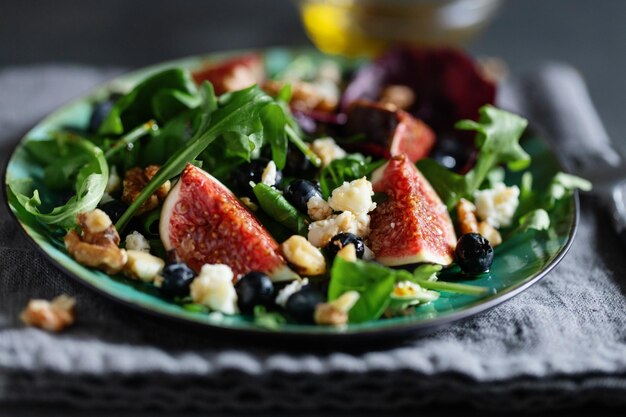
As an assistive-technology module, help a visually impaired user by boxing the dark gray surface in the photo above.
[1,0,625,153]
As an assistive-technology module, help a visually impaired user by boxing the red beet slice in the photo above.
[160,164,295,281]
[369,155,456,266]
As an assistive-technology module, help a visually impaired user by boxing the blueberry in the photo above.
[99,200,128,223]
[285,286,324,324]
[455,233,494,274]
[284,179,321,213]
[230,158,283,196]
[326,233,365,260]
[160,262,196,298]
[235,271,275,315]
[283,144,314,178]
[88,98,115,133]
[430,133,472,172]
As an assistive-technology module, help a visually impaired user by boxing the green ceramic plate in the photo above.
[3,48,578,340]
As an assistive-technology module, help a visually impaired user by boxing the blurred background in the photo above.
[1,0,624,150]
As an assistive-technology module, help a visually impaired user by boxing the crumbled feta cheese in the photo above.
[474,183,520,228]
[275,278,309,308]
[281,235,326,276]
[328,177,376,215]
[310,137,346,167]
[393,281,439,303]
[307,211,371,248]
[105,165,121,194]
[240,196,259,211]
[125,231,150,252]
[261,160,277,187]
[307,195,333,220]
[124,250,165,282]
[190,264,238,315]
[308,211,356,248]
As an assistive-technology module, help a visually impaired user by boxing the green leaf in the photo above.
[99,68,198,135]
[517,209,550,232]
[253,305,287,329]
[319,154,384,199]
[253,183,308,236]
[328,258,397,323]
[260,103,288,169]
[9,134,108,228]
[419,105,529,209]
[115,83,279,232]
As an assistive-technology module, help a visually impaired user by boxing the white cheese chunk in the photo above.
[261,160,277,187]
[307,195,333,221]
[307,211,370,248]
[105,165,121,194]
[190,264,238,315]
[125,231,151,252]
[474,183,520,228]
[328,177,376,215]
[309,137,346,167]
[124,250,165,282]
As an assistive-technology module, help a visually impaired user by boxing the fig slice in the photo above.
[345,100,436,163]
[369,154,456,266]
[192,53,264,95]
[160,164,296,282]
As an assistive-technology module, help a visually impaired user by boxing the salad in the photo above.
[8,47,591,328]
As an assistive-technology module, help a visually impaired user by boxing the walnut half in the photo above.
[122,165,171,215]
[20,295,76,332]
[64,209,127,274]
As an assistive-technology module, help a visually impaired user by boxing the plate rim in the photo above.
[1,49,580,340]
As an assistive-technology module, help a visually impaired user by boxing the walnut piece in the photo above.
[314,291,360,326]
[264,80,338,112]
[20,295,76,332]
[64,209,127,274]
[281,235,326,276]
[379,85,415,110]
[122,165,171,215]
[457,198,479,235]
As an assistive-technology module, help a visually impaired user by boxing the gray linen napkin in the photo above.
[1,65,625,412]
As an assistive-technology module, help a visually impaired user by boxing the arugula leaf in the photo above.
[253,305,287,329]
[328,258,397,323]
[319,154,384,199]
[253,183,308,236]
[546,172,592,207]
[9,134,108,228]
[99,68,198,135]
[260,103,288,170]
[418,105,529,209]
[115,82,287,232]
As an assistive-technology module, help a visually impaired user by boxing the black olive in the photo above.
[230,158,283,196]
[235,271,275,315]
[455,233,494,274]
[284,179,321,213]
[88,98,115,133]
[160,262,196,298]
[285,285,324,324]
[326,233,365,260]
[98,200,128,224]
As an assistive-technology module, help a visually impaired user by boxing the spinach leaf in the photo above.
[328,258,397,323]
[99,68,198,135]
[253,183,308,236]
[319,154,384,199]
[115,82,291,232]
[418,105,529,209]
[9,134,108,228]
[517,209,550,233]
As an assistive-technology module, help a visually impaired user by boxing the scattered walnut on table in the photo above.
[122,165,171,215]
[20,295,76,332]
[64,209,127,274]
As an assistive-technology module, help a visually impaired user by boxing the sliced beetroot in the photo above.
[192,53,265,95]
[341,47,496,133]
[160,164,295,281]
[369,154,457,266]
[345,100,435,163]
